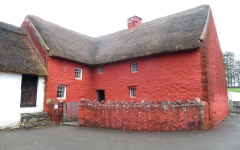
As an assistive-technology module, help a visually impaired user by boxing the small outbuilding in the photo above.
[0,21,48,129]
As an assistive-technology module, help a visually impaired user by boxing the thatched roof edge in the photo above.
[0,21,26,35]
[200,5,210,40]
[0,22,49,76]
[25,5,210,65]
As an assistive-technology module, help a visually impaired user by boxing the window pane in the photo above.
[57,85,66,99]
[130,88,136,97]
[131,63,137,72]
[75,68,82,79]
[98,66,103,73]
[62,91,64,98]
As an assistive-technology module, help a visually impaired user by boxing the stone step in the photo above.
[60,121,79,126]
[21,116,51,124]
[21,112,48,119]
[20,112,55,129]
[21,121,55,129]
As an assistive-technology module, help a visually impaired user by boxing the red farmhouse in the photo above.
[21,5,228,128]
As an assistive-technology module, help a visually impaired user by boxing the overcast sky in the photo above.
[1,0,239,56]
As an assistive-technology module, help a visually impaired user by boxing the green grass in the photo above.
[227,88,240,93]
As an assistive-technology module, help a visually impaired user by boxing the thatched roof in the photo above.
[26,5,210,65]
[26,16,95,65]
[0,21,48,76]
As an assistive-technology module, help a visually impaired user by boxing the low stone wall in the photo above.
[79,99,210,132]
[45,99,65,124]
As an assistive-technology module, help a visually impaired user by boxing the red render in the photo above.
[45,100,64,124]
[202,11,228,128]
[45,57,95,106]
[92,49,202,103]
[44,49,202,107]
[78,100,210,131]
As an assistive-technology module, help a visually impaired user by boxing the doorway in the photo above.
[20,74,38,107]
[96,90,105,102]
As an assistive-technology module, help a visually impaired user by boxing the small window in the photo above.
[75,68,82,79]
[130,88,136,97]
[131,62,137,73]
[57,85,66,99]
[98,66,103,74]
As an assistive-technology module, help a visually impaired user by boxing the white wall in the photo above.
[0,72,45,129]
[228,92,240,102]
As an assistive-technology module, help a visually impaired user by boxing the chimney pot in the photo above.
[127,16,142,29]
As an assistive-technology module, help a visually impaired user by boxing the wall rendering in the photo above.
[44,57,95,109]
[202,11,229,128]
[0,72,45,129]
[78,99,210,131]
[92,49,203,103]
[42,49,203,105]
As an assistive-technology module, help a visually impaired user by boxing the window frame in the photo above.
[130,88,136,98]
[98,65,103,74]
[75,67,82,79]
[57,85,67,99]
[131,62,137,73]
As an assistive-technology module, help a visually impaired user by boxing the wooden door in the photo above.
[20,75,38,107]
[66,102,80,121]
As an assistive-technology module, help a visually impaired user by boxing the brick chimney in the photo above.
[127,16,142,29]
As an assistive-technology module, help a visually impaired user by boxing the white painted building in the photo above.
[0,21,48,129]
[0,73,46,129]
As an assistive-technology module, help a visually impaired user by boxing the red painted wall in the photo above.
[203,11,228,128]
[44,57,95,106]
[79,99,210,132]
[92,50,203,103]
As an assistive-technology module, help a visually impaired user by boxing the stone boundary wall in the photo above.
[79,99,210,132]
[45,99,64,124]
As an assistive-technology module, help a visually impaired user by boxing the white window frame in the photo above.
[75,68,82,79]
[130,88,136,98]
[98,65,103,74]
[57,85,66,99]
[131,62,137,73]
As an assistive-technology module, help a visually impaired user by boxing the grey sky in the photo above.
[1,0,239,55]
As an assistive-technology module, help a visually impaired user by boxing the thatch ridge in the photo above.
[0,21,26,35]
[0,22,48,76]
[26,5,210,65]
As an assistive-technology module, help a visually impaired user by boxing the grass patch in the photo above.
[227,88,240,93]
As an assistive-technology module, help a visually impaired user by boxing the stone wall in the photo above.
[79,99,210,132]
[45,99,64,124]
